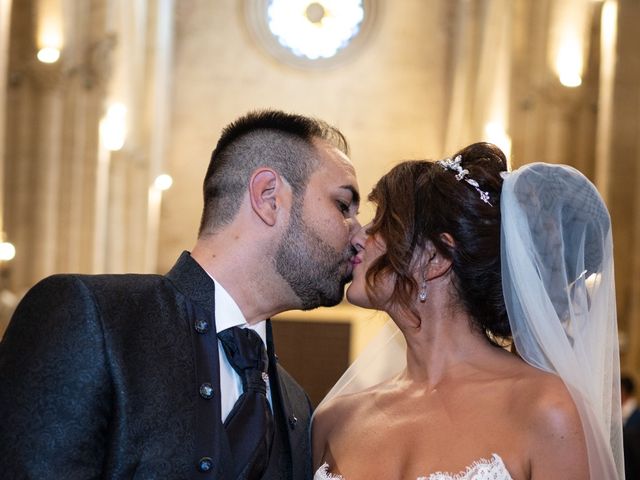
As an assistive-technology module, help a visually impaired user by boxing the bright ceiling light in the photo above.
[559,72,582,87]
[267,0,365,60]
[37,46,61,63]
[555,34,583,88]
[556,36,583,87]
[154,174,173,191]
[99,103,127,151]
[36,0,64,63]
[0,241,16,261]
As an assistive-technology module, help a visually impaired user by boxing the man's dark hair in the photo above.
[198,110,349,235]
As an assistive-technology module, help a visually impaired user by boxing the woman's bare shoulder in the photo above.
[507,361,588,476]
[314,385,379,428]
[509,361,577,416]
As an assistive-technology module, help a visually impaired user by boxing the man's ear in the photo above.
[249,168,282,226]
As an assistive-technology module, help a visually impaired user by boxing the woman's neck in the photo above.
[391,300,499,388]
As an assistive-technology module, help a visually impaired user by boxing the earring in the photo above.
[418,279,427,302]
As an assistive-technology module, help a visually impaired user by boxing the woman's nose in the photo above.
[351,223,370,252]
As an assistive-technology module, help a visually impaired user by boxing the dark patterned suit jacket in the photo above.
[0,252,312,479]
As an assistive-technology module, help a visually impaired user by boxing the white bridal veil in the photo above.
[501,163,623,479]
[319,162,623,479]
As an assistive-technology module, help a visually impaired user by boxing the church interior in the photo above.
[0,0,639,405]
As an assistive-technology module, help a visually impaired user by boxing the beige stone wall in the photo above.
[159,0,450,273]
[156,0,453,357]
[2,0,640,373]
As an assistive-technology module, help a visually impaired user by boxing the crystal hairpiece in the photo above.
[437,155,493,206]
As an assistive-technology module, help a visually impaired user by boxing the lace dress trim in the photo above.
[315,454,513,480]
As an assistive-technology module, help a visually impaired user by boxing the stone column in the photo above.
[0,0,13,237]
[443,0,513,155]
[30,63,64,280]
[145,0,175,273]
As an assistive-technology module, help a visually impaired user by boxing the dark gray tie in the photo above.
[218,327,274,480]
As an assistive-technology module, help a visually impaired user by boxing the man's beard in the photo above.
[275,202,354,310]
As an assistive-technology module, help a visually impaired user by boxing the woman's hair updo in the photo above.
[366,142,510,342]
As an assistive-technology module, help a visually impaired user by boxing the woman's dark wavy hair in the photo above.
[365,142,510,343]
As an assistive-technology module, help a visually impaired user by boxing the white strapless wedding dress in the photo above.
[314,454,513,480]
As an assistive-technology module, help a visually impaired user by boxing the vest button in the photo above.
[288,414,298,429]
[197,456,213,472]
[199,383,214,399]
[194,319,210,334]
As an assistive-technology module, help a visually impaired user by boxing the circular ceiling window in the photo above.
[245,0,378,69]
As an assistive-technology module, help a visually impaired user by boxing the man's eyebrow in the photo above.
[341,186,360,206]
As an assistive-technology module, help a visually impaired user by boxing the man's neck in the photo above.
[191,235,299,324]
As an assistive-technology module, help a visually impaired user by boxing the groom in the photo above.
[0,110,361,479]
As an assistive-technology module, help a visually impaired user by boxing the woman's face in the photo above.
[346,223,393,308]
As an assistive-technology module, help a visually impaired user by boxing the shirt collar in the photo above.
[210,276,267,346]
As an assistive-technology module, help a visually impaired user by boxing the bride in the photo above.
[312,143,623,479]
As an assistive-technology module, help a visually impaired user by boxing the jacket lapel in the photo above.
[167,252,310,479]
[166,252,234,479]
[165,251,217,316]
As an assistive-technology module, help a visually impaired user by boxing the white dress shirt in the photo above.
[212,278,272,422]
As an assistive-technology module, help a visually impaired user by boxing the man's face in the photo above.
[275,139,360,309]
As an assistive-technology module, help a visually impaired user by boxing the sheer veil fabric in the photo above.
[501,163,622,479]
[317,163,623,479]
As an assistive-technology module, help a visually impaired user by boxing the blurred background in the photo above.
[0,0,638,405]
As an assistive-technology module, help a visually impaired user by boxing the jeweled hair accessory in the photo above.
[437,155,493,206]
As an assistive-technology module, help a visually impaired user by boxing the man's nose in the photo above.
[350,216,362,234]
